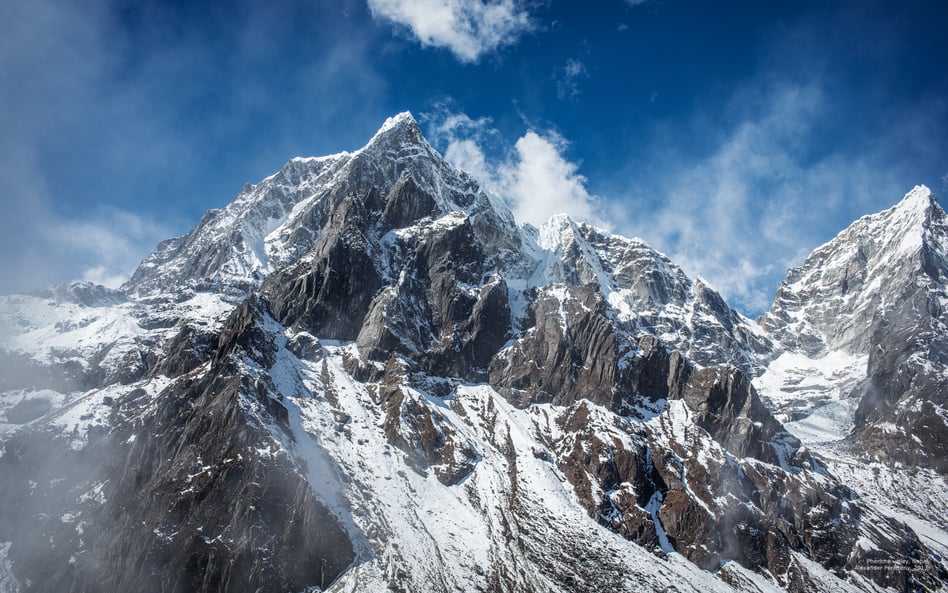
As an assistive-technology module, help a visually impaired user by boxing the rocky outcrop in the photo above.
[551,399,945,592]
[263,191,384,340]
[356,213,512,381]
[849,284,948,472]
[376,360,479,486]
[532,217,770,374]
[490,289,793,465]
[489,284,627,408]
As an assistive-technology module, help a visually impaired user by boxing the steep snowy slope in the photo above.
[755,186,948,472]
[752,186,948,585]
[1,114,944,593]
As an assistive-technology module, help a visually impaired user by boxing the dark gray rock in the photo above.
[263,192,383,340]
[489,284,625,408]
[491,289,792,466]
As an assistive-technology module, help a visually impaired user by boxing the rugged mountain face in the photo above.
[756,186,948,473]
[1,114,946,593]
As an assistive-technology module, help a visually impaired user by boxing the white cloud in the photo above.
[428,108,605,228]
[444,138,494,184]
[45,209,173,289]
[367,0,533,63]
[500,131,603,228]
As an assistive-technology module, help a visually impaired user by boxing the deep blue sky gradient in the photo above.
[2,0,946,312]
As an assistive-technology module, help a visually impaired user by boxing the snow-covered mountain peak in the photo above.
[520,214,768,372]
[372,110,420,138]
[894,183,938,215]
[754,185,948,475]
[853,183,944,259]
[759,185,946,358]
[123,113,522,298]
[354,110,433,164]
[5,118,948,593]
[837,184,942,256]
[536,212,581,251]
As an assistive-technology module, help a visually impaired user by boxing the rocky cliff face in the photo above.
[0,114,945,593]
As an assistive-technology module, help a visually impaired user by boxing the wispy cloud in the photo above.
[367,0,534,63]
[613,80,916,313]
[46,209,173,289]
[428,107,605,228]
[554,58,588,99]
[0,200,172,294]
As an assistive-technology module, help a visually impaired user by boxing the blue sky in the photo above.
[2,0,947,313]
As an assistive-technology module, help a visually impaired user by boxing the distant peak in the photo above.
[535,214,576,250]
[546,212,576,228]
[539,213,577,240]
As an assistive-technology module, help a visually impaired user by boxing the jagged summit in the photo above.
[123,113,517,298]
[523,214,769,372]
[371,110,421,138]
[278,114,421,168]
[894,182,939,212]
[356,110,431,161]
[122,112,771,376]
[759,184,946,357]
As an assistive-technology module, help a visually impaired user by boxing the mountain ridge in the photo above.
[0,114,946,593]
